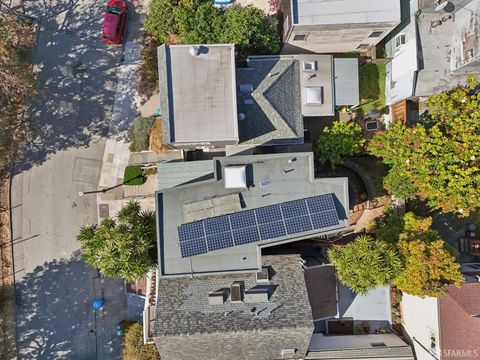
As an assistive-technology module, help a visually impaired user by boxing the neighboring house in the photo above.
[401,263,480,360]
[306,334,415,360]
[157,44,239,149]
[158,44,359,149]
[279,0,401,54]
[385,0,480,116]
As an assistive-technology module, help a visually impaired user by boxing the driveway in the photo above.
[10,0,143,358]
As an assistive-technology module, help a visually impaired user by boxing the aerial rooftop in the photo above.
[152,254,314,360]
[292,0,401,26]
[157,44,239,147]
[155,152,349,277]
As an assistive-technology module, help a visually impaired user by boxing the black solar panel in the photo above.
[259,220,287,240]
[307,194,336,214]
[177,193,341,258]
[204,215,231,235]
[281,199,308,219]
[233,226,260,245]
[178,222,205,242]
[229,210,256,229]
[207,231,234,251]
[179,237,208,257]
[256,205,282,224]
[285,215,313,234]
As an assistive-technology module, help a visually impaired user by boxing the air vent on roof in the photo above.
[244,98,254,105]
[208,288,229,305]
[238,112,246,121]
[189,45,200,57]
[256,266,270,283]
[281,348,297,358]
[230,281,244,302]
[245,285,270,303]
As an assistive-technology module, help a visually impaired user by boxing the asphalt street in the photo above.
[10,0,140,358]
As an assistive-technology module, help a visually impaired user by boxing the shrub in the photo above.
[129,117,155,152]
[124,166,145,185]
[314,121,365,168]
[328,234,403,294]
[123,322,161,360]
[77,201,157,281]
[139,37,161,100]
[144,0,280,56]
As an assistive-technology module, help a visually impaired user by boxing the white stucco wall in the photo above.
[401,294,440,360]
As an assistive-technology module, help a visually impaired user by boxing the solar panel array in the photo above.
[178,193,340,258]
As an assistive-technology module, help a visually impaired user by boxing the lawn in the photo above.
[123,166,145,186]
[357,62,386,116]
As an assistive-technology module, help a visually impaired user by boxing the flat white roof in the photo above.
[293,0,401,26]
[165,44,238,144]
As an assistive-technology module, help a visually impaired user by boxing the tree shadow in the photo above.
[13,0,125,173]
[15,252,127,359]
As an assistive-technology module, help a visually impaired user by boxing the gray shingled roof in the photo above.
[153,254,313,336]
[236,58,304,145]
[153,254,314,359]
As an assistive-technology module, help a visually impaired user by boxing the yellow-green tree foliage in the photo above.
[395,213,464,297]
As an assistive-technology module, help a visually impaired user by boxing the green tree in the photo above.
[77,201,157,281]
[369,77,480,215]
[144,0,180,43]
[123,322,161,360]
[144,0,280,55]
[328,234,403,294]
[314,121,365,167]
[220,5,280,54]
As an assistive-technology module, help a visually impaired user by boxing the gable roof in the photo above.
[153,254,314,360]
[439,283,480,360]
[445,283,480,316]
[236,58,304,145]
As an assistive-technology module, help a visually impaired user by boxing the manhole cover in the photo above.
[99,204,109,219]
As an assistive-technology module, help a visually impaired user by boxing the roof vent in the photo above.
[281,348,297,358]
[245,285,270,303]
[238,112,246,121]
[230,281,244,302]
[208,288,229,305]
[256,266,270,283]
[189,45,200,57]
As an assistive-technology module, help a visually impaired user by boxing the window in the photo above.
[356,44,370,50]
[305,87,323,104]
[369,31,384,38]
[303,61,317,71]
[395,33,406,48]
[293,34,307,41]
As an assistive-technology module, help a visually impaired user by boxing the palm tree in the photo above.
[76,200,157,281]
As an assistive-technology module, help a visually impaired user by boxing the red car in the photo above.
[102,0,127,45]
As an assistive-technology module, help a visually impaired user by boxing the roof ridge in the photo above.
[262,61,300,136]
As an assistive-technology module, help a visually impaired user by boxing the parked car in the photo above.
[102,0,127,45]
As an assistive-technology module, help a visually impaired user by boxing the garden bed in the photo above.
[124,166,146,186]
